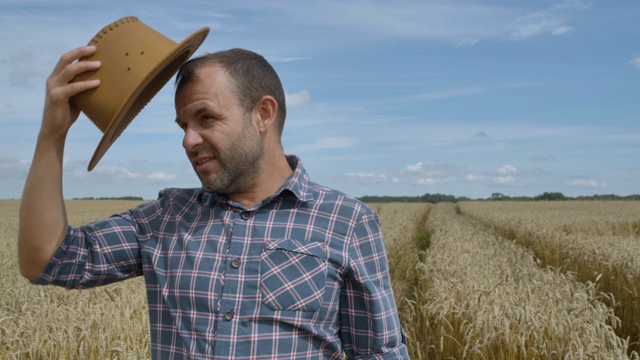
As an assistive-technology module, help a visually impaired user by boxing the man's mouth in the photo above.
[192,155,215,170]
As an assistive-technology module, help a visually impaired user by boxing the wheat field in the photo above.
[0,200,150,359]
[1,199,639,359]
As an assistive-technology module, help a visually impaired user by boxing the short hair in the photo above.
[175,48,286,134]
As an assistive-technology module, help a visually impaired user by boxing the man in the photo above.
[19,45,409,359]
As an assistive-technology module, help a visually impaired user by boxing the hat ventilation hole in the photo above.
[109,48,193,143]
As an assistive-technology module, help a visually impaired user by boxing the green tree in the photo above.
[534,192,566,201]
[491,192,507,200]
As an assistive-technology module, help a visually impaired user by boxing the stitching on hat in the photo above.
[89,16,139,45]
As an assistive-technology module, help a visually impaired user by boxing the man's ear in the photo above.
[253,95,278,134]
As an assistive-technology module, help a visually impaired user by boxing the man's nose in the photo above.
[182,127,203,150]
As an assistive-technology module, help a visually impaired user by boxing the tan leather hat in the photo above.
[71,16,209,171]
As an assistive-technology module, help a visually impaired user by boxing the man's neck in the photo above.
[228,153,293,209]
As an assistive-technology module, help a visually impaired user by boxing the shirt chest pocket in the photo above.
[260,238,327,312]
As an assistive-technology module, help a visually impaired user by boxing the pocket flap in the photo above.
[264,238,326,259]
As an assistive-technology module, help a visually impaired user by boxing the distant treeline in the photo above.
[359,193,467,204]
[72,196,144,201]
[69,193,640,203]
[358,192,640,204]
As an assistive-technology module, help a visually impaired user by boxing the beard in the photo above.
[196,118,265,195]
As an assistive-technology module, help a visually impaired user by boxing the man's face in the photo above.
[175,65,264,194]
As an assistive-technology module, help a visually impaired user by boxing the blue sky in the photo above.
[1,0,638,200]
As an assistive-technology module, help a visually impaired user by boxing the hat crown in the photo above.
[72,16,177,133]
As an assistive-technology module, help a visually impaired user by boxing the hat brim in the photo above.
[87,27,209,171]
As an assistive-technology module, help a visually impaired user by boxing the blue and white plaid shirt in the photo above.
[35,156,409,359]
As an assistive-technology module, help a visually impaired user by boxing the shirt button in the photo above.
[241,211,250,220]
[231,258,241,269]
[224,310,234,321]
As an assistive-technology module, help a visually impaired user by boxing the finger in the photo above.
[58,59,101,85]
[47,59,100,102]
[66,78,101,98]
[49,77,100,103]
[51,45,97,77]
[47,46,100,98]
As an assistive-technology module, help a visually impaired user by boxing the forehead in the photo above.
[175,66,240,112]
[178,65,234,94]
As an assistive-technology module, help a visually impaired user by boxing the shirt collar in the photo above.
[197,154,314,207]
[279,154,314,203]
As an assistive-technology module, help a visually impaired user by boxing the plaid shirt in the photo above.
[35,156,408,359]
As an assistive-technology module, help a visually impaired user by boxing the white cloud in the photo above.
[413,177,455,186]
[465,174,485,182]
[269,56,311,63]
[148,172,177,182]
[495,176,516,185]
[466,164,527,186]
[339,161,467,188]
[497,164,517,175]
[266,0,585,46]
[466,173,521,186]
[565,179,609,188]
[270,1,508,44]
[286,90,310,108]
[551,0,590,11]
[92,166,142,180]
[400,161,466,177]
[399,83,540,103]
[395,161,465,187]
[510,11,567,39]
[509,1,585,40]
[342,172,387,185]
[552,26,573,35]
[630,55,640,70]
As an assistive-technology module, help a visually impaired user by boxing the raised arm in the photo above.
[18,46,101,280]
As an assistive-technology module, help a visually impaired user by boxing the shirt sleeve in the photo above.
[340,208,409,359]
[33,209,146,289]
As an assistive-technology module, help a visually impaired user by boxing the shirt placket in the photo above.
[213,208,255,358]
